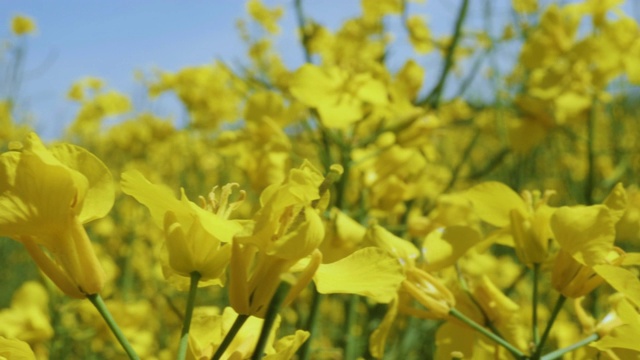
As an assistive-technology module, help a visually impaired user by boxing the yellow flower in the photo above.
[289,64,388,129]
[0,281,53,343]
[121,170,243,286]
[512,0,538,14]
[406,16,433,54]
[187,306,308,360]
[230,161,327,317]
[0,133,113,298]
[463,181,556,266]
[246,0,283,34]
[0,336,36,360]
[550,205,621,298]
[10,15,36,36]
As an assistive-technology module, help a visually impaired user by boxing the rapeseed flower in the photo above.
[121,170,244,287]
[0,133,113,298]
[464,181,555,266]
[10,15,36,36]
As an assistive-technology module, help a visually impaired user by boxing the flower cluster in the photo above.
[3,1,640,359]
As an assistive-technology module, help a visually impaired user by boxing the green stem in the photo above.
[532,263,540,346]
[504,266,530,296]
[294,0,312,63]
[441,128,480,194]
[251,282,292,360]
[87,293,140,360]
[298,285,323,360]
[449,308,525,359]
[176,271,201,360]
[420,0,470,108]
[532,295,567,359]
[540,333,599,360]
[584,98,597,205]
[211,314,249,360]
[344,295,361,360]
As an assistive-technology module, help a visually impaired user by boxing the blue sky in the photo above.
[0,0,590,139]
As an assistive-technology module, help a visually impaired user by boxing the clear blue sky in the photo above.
[5,0,621,139]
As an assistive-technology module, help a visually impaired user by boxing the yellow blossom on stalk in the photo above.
[364,224,472,358]
[550,204,621,298]
[512,0,538,14]
[247,0,283,34]
[10,15,36,36]
[362,0,402,22]
[230,161,327,317]
[0,336,36,360]
[231,162,404,318]
[463,181,556,266]
[121,170,244,287]
[289,64,389,129]
[0,133,113,298]
[406,15,433,54]
[187,306,308,360]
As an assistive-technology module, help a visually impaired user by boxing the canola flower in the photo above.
[0,133,112,298]
[4,0,640,358]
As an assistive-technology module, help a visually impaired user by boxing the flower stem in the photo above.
[532,263,540,346]
[298,284,323,360]
[540,333,599,360]
[532,294,567,359]
[211,313,249,360]
[345,294,361,360]
[449,308,525,359]
[87,293,140,360]
[420,0,470,108]
[251,281,292,360]
[176,271,201,360]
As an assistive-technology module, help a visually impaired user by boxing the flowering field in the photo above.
[2,0,640,359]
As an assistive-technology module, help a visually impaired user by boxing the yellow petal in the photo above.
[463,182,527,228]
[120,169,184,228]
[165,210,231,281]
[592,298,640,352]
[603,182,627,222]
[267,207,324,260]
[0,336,36,360]
[594,264,640,308]
[0,142,87,240]
[551,205,615,265]
[48,143,114,223]
[422,226,482,271]
[314,247,404,303]
[369,297,398,359]
[364,224,419,266]
[289,64,342,108]
[263,330,310,360]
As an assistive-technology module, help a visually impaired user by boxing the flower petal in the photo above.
[422,226,482,271]
[551,205,615,265]
[463,182,527,228]
[314,247,404,303]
